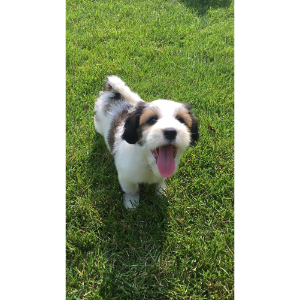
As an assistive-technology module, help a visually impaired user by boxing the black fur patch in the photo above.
[122,102,147,144]
[183,103,199,145]
[110,92,121,100]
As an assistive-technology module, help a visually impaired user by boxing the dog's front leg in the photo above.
[155,179,167,196]
[118,176,140,209]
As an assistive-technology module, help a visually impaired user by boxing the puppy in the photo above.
[94,76,199,208]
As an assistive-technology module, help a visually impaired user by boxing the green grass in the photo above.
[66,0,234,299]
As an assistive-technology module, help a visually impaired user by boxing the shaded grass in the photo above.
[66,0,234,299]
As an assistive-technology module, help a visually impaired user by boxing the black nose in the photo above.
[163,128,177,141]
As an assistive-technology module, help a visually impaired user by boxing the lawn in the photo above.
[66,0,234,299]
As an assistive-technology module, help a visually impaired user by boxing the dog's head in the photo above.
[122,100,199,178]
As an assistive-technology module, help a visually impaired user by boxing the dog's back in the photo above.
[94,76,144,152]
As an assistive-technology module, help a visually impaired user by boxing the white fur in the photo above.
[94,76,197,209]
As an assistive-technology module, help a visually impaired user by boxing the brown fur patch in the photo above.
[175,108,193,128]
[137,127,144,146]
[139,107,160,126]
[107,108,128,154]
[139,122,153,135]
[104,81,112,91]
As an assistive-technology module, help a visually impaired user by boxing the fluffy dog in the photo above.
[94,76,199,208]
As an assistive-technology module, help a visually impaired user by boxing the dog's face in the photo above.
[122,100,199,178]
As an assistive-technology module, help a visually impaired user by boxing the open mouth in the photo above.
[151,145,178,177]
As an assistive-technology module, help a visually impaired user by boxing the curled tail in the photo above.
[104,75,143,105]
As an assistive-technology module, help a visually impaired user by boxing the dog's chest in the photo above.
[134,164,161,184]
[114,149,161,184]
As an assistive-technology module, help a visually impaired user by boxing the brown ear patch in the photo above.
[139,107,160,126]
[108,108,129,154]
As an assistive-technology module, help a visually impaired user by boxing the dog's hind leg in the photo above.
[118,176,140,209]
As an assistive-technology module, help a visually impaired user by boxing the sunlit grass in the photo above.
[66,0,234,298]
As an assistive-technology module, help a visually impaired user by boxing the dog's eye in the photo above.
[147,116,158,125]
[176,116,185,124]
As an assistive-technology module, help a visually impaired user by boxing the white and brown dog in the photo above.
[94,76,199,208]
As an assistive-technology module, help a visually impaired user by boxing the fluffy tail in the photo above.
[104,75,143,105]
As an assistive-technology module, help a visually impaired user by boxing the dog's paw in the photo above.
[123,193,140,209]
[155,181,167,196]
[155,187,167,197]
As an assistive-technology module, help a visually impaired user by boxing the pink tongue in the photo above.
[157,145,175,177]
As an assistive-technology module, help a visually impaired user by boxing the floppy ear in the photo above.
[122,102,146,144]
[190,114,199,145]
[184,103,199,146]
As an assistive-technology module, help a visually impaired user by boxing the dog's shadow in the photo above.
[179,0,232,16]
[86,133,119,201]
[86,133,169,297]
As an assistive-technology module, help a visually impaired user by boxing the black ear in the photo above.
[190,115,199,145]
[122,102,146,144]
[184,103,199,146]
